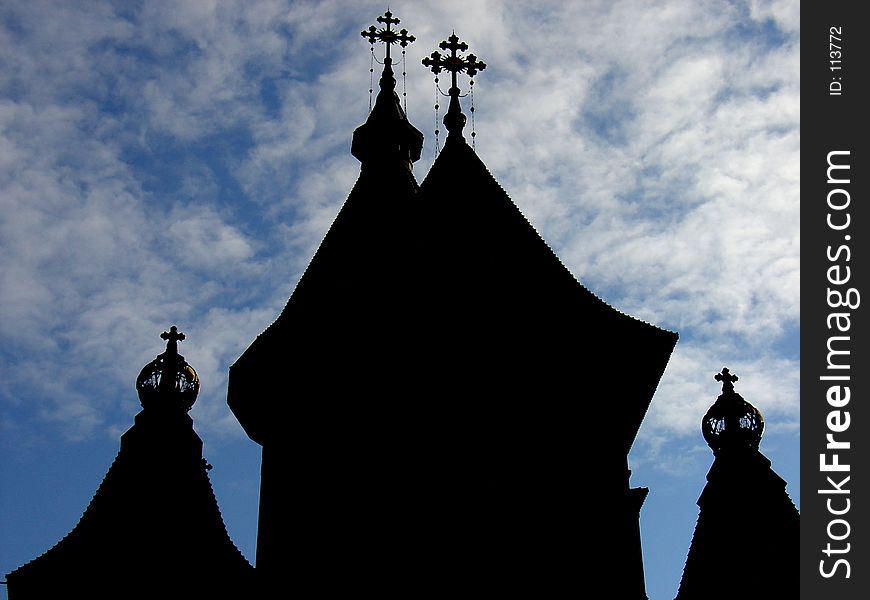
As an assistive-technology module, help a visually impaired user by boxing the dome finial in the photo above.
[702,367,764,454]
[422,32,486,138]
[136,326,200,412]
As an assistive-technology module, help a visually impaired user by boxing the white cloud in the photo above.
[749,0,800,33]
[0,1,799,452]
[0,6,800,599]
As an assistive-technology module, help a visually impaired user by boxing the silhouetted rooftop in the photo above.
[6,329,253,599]
[675,369,799,600]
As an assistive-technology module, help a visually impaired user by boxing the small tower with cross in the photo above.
[412,25,677,599]
[6,328,253,599]
[229,10,430,591]
[676,368,798,600]
[352,10,422,167]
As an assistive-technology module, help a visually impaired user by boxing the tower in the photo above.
[5,327,254,599]
[415,31,677,597]
[228,13,677,597]
[675,368,799,600]
[227,12,427,592]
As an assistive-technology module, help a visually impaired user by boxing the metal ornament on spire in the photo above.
[702,367,764,454]
[160,325,185,357]
[353,11,423,166]
[361,10,416,64]
[714,367,738,394]
[136,326,200,412]
[422,32,486,137]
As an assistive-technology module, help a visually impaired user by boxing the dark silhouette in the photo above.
[229,13,677,598]
[5,328,253,600]
[675,368,799,600]
[422,32,486,138]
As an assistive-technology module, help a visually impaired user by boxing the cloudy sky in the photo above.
[0,1,799,598]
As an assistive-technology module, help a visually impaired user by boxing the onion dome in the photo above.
[701,368,764,454]
[136,326,200,411]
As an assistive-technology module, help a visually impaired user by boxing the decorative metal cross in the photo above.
[715,367,739,393]
[422,33,486,95]
[161,325,185,356]
[423,32,486,138]
[361,10,415,63]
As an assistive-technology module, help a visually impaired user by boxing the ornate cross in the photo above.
[715,367,739,393]
[362,10,415,63]
[161,325,185,356]
[423,32,486,137]
[422,33,486,95]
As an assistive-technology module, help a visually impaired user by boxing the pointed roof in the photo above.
[6,329,253,598]
[417,131,677,452]
[230,23,677,453]
[228,17,424,445]
[675,369,799,600]
[226,23,679,596]
[416,31,676,450]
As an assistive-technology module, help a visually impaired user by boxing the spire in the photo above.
[422,32,486,138]
[675,367,798,599]
[136,325,200,412]
[6,328,253,597]
[701,367,764,454]
[353,10,423,166]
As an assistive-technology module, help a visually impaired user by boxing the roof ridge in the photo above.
[6,450,125,574]
[261,163,420,337]
[426,137,677,336]
[8,420,253,577]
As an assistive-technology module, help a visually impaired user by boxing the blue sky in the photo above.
[0,1,799,598]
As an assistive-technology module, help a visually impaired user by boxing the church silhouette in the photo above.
[675,369,799,599]
[5,12,797,600]
[5,328,254,599]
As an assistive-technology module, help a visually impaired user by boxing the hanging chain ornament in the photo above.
[402,46,409,112]
[369,46,376,112]
[433,75,441,155]
[469,76,477,150]
[422,32,486,148]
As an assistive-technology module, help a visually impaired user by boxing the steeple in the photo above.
[229,9,424,447]
[227,12,429,588]
[675,368,799,600]
[6,328,253,599]
[352,10,423,167]
[413,33,676,597]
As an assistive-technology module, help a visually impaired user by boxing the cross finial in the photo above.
[422,32,486,136]
[362,10,415,63]
[715,367,739,394]
[160,325,185,356]
[422,33,487,88]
